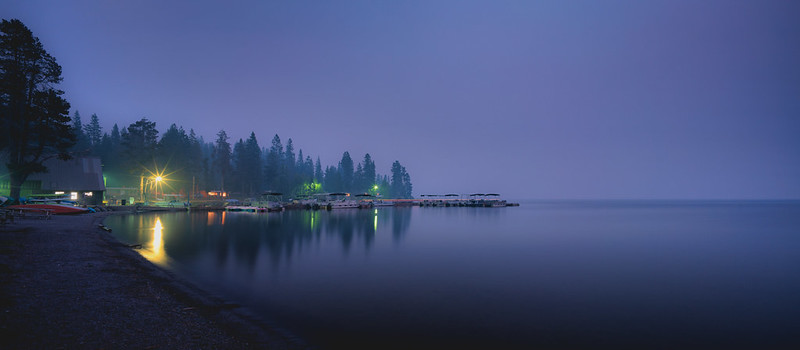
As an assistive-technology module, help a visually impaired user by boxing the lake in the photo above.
[104,201,800,349]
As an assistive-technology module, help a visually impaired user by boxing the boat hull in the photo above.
[7,204,90,215]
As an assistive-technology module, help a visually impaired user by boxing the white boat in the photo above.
[329,199,360,209]
[372,200,395,207]
[324,192,359,209]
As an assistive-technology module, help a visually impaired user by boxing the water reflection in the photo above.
[107,208,412,271]
[138,217,167,265]
[102,202,800,349]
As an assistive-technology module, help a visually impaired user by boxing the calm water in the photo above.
[105,201,800,349]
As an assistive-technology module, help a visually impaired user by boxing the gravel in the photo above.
[0,212,310,349]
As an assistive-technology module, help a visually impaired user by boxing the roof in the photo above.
[27,157,105,191]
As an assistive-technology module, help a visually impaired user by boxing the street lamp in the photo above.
[142,176,163,205]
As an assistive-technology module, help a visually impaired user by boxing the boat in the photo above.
[355,193,375,208]
[7,204,90,215]
[260,192,285,212]
[484,194,508,207]
[372,199,395,207]
[326,193,359,209]
[225,205,259,212]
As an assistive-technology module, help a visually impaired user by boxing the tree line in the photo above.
[1,19,413,200]
[70,114,413,199]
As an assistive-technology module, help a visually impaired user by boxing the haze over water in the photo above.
[105,201,800,349]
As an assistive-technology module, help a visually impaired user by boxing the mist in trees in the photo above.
[75,114,413,199]
[0,19,412,200]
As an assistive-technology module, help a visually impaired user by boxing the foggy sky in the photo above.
[4,0,799,199]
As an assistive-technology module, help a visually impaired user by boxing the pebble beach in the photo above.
[0,212,309,349]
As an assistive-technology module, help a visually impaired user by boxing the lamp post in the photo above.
[142,176,163,205]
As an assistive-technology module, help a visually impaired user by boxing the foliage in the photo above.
[0,19,75,199]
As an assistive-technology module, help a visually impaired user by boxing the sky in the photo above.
[3,0,799,199]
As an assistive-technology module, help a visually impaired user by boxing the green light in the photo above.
[373,185,379,190]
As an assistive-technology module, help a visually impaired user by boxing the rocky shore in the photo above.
[0,212,309,349]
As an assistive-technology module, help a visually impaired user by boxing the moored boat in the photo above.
[7,204,90,215]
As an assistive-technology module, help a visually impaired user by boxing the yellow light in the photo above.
[155,176,162,182]
[153,218,163,255]
[141,217,166,265]
[373,185,379,190]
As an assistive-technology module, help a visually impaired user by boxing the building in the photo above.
[0,157,106,205]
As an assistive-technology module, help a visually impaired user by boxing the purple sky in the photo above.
[4,0,799,199]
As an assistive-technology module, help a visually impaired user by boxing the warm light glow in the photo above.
[70,192,78,200]
[55,191,64,195]
[141,217,166,265]
[153,218,163,255]
[155,176,162,182]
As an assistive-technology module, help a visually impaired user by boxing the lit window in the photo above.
[84,192,93,197]
[70,192,78,200]
[55,191,64,195]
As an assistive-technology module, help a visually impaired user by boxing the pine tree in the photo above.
[314,157,323,183]
[264,134,283,192]
[85,113,102,149]
[212,130,232,192]
[121,118,158,184]
[339,151,354,192]
[71,111,91,154]
[0,20,75,200]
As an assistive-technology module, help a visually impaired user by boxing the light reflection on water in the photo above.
[104,202,800,349]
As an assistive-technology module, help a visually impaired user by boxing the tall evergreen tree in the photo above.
[354,163,364,193]
[0,19,75,199]
[85,113,102,148]
[232,138,246,194]
[314,157,323,183]
[390,160,413,198]
[243,132,262,195]
[212,130,232,191]
[121,118,158,185]
[338,151,354,192]
[187,129,204,196]
[361,153,376,193]
[70,110,91,154]
[157,124,192,194]
[304,155,314,182]
[264,134,283,192]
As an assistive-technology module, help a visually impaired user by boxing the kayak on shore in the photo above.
[6,204,90,215]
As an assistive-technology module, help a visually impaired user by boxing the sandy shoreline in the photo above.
[0,212,309,349]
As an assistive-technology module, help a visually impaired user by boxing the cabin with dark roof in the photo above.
[0,157,106,205]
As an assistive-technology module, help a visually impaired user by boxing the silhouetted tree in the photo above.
[314,157,323,183]
[390,160,413,198]
[85,113,102,149]
[339,151,354,192]
[264,134,283,192]
[121,118,158,186]
[243,132,262,194]
[212,130,232,191]
[359,153,376,193]
[157,124,193,194]
[0,19,76,199]
[70,111,91,154]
